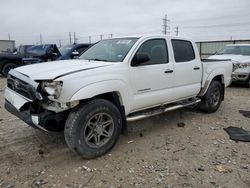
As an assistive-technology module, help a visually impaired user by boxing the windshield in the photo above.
[216,46,250,56]
[59,45,73,55]
[79,38,138,62]
[27,45,53,56]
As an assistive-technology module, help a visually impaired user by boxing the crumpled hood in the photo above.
[208,54,250,63]
[14,59,114,80]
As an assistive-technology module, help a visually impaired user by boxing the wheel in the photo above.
[199,80,223,113]
[245,74,250,88]
[64,99,122,159]
[2,63,17,77]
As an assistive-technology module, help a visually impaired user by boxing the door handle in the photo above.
[164,69,174,73]
[193,66,200,70]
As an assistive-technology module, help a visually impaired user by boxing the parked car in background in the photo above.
[22,43,92,66]
[22,44,61,65]
[58,43,92,60]
[209,44,250,87]
[0,44,61,77]
[0,45,33,77]
[5,35,232,158]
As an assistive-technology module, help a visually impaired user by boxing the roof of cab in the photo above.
[109,34,191,41]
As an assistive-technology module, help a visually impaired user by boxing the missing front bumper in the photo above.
[5,100,48,131]
[5,100,67,132]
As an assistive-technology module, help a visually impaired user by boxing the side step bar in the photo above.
[126,98,201,122]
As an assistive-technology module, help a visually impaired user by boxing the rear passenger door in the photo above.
[171,39,202,98]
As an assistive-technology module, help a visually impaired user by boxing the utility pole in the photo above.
[40,33,43,44]
[89,36,92,43]
[174,26,179,36]
[162,14,170,35]
[73,32,78,44]
[100,35,103,40]
[110,34,113,38]
[69,32,72,44]
[8,33,11,40]
[59,40,62,47]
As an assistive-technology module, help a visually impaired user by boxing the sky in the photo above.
[0,0,250,46]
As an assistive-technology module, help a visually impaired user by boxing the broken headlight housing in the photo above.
[41,81,63,99]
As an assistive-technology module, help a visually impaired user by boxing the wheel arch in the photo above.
[0,59,15,73]
[93,92,128,135]
[1,61,20,75]
[198,74,225,100]
[70,81,129,135]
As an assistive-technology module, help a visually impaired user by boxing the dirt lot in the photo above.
[0,77,249,188]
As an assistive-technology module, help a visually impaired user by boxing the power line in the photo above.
[181,21,250,29]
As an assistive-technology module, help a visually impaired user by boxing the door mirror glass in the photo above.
[131,53,150,66]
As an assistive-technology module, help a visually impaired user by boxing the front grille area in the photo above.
[7,75,36,100]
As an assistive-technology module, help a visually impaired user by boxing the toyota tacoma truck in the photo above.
[4,35,233,158]
[209,44,250,87]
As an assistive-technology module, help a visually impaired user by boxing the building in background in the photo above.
[0,40,15,53]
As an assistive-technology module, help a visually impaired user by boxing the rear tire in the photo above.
[2,63,17,77]
[199,80,223,113]
[64,99,122,159]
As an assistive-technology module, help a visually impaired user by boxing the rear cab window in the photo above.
[171,39,195,63]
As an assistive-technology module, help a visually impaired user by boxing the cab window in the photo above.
[134,39,168,66]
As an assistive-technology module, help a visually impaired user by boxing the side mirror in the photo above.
[131,53,150,66]
[71,51,80,58]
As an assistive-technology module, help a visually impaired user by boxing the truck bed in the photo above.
[201,59,231,62]
[201,59,231,63]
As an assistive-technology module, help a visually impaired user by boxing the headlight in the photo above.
[233,63,250,70]
[41,81,63,99]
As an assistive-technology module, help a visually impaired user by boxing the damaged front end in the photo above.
[4,70,78,132]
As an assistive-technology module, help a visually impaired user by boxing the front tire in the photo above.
[2,63,17,77]
[199,80,223,113]
[64,99,122,159]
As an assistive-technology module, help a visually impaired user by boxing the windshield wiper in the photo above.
[88,58,108,62]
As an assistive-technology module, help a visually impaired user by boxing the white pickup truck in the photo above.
[4,35,232,158]
[209,44,250,87]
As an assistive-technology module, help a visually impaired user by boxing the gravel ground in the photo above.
[0,77,249,188]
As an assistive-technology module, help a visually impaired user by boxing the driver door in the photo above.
[129,38,175,112]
